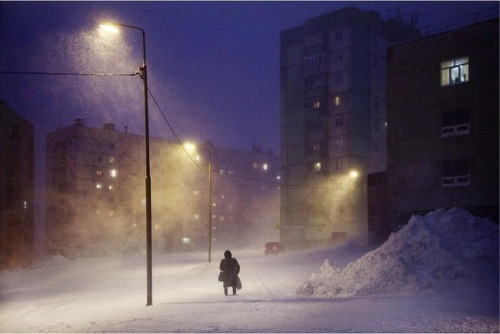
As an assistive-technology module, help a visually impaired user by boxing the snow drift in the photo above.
[297,207,499,298]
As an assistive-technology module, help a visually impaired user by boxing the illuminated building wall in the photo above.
[280,7,420,248]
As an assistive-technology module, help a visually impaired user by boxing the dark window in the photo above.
[442,159,470,187]
[441,109,470,137]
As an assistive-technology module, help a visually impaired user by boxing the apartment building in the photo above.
[0,101,34,268]
[385,18,499,229]
[280,7,419,248]
[46,120,279,257]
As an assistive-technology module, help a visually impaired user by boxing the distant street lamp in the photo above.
[184,143,213,263]
[100,22,153,306]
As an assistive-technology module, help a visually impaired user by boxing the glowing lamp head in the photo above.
[349,170,359,178]
[183,142,196,152]
[99,23,120,34]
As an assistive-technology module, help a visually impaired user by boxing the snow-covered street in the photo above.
[1,208,498,332]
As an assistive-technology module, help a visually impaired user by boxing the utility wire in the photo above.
[147,85,350,190]
[0,70,136,77]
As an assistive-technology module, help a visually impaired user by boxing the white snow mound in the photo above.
[296,207,499,298]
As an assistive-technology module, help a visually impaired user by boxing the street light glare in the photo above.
[350,170,359,178]
[99,24,119,34]
[183,142,196,151]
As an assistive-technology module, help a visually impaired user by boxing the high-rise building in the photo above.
[46,120,280,257]
[0,101,34,269]
[279,7,419,248]
[386,18,499,229]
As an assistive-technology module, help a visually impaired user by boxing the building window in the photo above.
[307,142,321,153]
[305,75,325,89]
[334,73,343,84]
[335,160,343,171]
[304,99,321,110]
[307,161,322,173]
[306,119,322,132]
[441,56,469,86]
[441,109,470,137]
[109,156,115,164]
[96,169,103,176]
[110,169,117,178]
[334,139,344,148]
[442,159,470,187]
[96,182,102,189]
[334,95,341,106]
[304,54,327,69]
[335,117,343,128]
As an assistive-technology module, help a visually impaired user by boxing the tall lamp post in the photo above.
[100,22,153,306]
[207,149,212,264]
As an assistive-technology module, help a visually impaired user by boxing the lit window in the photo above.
[441,109,470,137]
[109,157,115,164]
[23,201,27,209]
[194,190,200,196]
[312,100,321,109]
[262,163,268,171]
[334,96,341,106]
[183,237,191,244]
[194,214,200,220]
[441,56,469,86]
[110,169,117,178]
[96,169,103,176]
[108,185,113,190]
[96,183,102,189]
[314,162,322,172]
[442,159,470,187]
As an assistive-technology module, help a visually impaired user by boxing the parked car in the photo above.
[264,242,284,255]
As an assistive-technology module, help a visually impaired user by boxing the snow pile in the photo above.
[297,207,499,298]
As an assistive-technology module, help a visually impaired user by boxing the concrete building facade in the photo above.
[279,7,419,248]
[0,101,34,269]
[46,120,279,258]
[385,18,499,230]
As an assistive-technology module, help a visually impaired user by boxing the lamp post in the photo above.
[184,143,212,263]
[100,22,153,306]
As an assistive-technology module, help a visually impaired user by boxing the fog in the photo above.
[2,22,280,257]
[1,208,497,332]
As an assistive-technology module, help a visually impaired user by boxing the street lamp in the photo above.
[100,22,153,306]
[184,142,213,263]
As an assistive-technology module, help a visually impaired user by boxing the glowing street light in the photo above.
[184,142,213,263]
[100,21,153,306]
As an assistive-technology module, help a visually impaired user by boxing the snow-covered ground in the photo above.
[1,208,498,332]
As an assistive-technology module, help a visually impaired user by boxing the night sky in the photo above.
[1,1,498,249]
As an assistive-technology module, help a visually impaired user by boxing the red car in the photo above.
[264,242,284,255]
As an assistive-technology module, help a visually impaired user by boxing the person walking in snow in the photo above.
[219,250,240,296]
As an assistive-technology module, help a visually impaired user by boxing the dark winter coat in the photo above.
[219,255,240,288]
